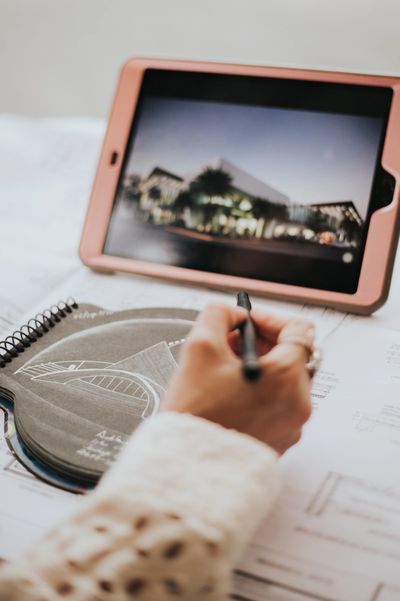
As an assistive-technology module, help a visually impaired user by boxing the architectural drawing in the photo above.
[16,341,180,419]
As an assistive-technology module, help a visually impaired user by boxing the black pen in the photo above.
[236,291,262,381]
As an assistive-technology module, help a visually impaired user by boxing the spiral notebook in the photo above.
[0,299,196,492]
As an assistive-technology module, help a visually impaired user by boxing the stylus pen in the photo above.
[236,291,262,382]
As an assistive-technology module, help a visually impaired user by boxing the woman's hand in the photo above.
[163,303,315,454]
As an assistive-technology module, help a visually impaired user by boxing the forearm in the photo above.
[0,412,279,601]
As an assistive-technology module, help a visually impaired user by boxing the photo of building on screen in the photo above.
[120,156,363,255]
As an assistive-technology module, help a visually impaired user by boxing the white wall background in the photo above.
[1,0,400,118]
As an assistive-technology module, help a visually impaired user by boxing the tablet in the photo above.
[80,58,400,314]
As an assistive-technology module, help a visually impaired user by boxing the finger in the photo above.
[229,310,309,359]
[250,310,291,346]
[271,428,303,455]
[228,328,274,357]
[188,303,247,348]
[278,317,315,359]
[264,318,315,366]
[228,330,241,356]
[278,317,315,345]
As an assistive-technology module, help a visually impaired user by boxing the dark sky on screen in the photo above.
[127,96,383,219]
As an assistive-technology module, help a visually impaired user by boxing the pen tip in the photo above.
[237,290,251,310]
[243,361,262,381]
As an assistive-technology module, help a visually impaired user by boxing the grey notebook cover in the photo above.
[0,304,197,484]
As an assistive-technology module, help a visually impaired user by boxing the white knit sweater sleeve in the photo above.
[0,412,279,601]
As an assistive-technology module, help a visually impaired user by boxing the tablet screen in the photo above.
[104,70,393,293]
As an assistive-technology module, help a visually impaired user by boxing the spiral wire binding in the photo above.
[0,298,78,368]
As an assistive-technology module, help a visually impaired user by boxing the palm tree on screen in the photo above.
[190,168,233,202]
[189,167,233,228]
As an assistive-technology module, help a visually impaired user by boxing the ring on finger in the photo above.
[278,335,322,378]
[305,346,322,378]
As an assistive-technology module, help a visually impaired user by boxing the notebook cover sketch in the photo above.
[0,303,197,489]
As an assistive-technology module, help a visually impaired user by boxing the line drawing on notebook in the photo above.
[19,363,160,419]
[15,340,182,420]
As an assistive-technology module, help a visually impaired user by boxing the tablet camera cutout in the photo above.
[110,151,119,166]
[338,168,395,266]
[372,166,396,211]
